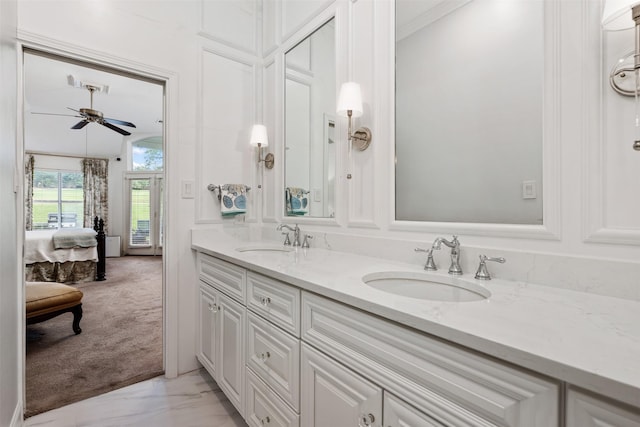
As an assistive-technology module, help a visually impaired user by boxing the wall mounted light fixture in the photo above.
[250,124,274,169]
[337,82,372,179]
[603,0,640,150]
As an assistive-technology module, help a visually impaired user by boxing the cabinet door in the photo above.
[567,388,640,427]
[301,343,382,427]
[197,282,218,376]
[217,292,246,417]
[384,392,446,427]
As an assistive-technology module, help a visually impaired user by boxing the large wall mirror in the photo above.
[395,0,544,225]
[285,18,336,218]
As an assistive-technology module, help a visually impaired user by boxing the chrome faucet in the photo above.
[302,234,313,249]
[415,246,438,271]
[277,223,301,247]
[432,235,462,275]
[474,254,506,280]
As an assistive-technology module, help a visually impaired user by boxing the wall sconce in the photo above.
[250,124,274,169]
[337,82,372,179]
[603,0,640,150]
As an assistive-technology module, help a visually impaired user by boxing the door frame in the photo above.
[17,35,180,404]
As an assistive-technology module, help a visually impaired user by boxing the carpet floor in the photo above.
[25,255,163,418]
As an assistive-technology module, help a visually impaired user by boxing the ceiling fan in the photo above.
[32,84,136,136]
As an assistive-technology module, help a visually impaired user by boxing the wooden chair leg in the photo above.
[71,304,83,335]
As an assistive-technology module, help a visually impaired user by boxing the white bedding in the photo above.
[25,230,99,264]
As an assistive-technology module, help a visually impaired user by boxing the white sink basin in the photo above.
[362,271,490,302]
[235,245,294,253]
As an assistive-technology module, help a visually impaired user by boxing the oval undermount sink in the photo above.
[235,245,294,253]
[362,271,490,302]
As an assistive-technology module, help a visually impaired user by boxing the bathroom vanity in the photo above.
[192,229,640,427]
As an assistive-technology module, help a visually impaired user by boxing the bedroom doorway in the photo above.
[22,48,167,417]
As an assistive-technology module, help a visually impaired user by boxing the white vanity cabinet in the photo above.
[566,388,640,427]
[302,292,560,427]
[196,253,246,416]
[194,250,639,427]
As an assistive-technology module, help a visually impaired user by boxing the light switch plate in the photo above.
[522,180,536,199]
[181,180,195,199]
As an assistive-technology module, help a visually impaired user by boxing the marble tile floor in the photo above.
[25,369,247,427]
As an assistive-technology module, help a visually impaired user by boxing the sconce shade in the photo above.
[602,0,640,30]
[250,124,268,147]
[337,82,363,118]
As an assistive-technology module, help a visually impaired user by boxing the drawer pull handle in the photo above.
[258,351,271,362]
[358,413,375,427]
[261,415,270,424]
[260,297,272,306]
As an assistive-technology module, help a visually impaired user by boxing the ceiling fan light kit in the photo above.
[66,75,110,94]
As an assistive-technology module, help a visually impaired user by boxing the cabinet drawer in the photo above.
[198,252,246,303]
[384,392,446,427]
[302,292,559,427]
[567,388,640,427]
[246,368,299,427]
[247,272,300,336]
[246,311,300,411]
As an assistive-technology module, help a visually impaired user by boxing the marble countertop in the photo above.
[192,229,640,408]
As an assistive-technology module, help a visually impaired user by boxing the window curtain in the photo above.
[82,158,109,234]
[25,154,35,231]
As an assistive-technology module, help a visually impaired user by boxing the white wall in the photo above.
[0,0,21,424]
[18,0,261,381]
[262,0,640,293]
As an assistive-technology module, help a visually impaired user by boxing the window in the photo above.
[131,136,163,171]
[32,170,83,229]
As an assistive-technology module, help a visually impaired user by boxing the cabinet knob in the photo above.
[261,415,270,424]
[358,413,375,426]
[208,303,219,313]
[258,351,271,362]
[260,296,272,306]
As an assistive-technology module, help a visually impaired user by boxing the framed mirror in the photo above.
[284,18,336,218]
[395,0,545,226]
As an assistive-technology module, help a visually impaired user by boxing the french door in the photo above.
[125,173,163,255]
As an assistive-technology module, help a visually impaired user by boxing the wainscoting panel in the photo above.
[197,47,257,223]
[199,0,258,55]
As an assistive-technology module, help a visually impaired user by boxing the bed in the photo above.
[25,217,106,283]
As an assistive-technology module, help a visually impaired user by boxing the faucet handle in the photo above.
[302,234,313,249]
[474,254,506,280]
[415,247,437,271]
[282,232,291,246]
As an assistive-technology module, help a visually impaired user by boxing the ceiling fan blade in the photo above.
[71,120,90,130]
[31,112,81,118]
[104,117,136,128]
[67,107,81,113]
[100,121,131,136]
